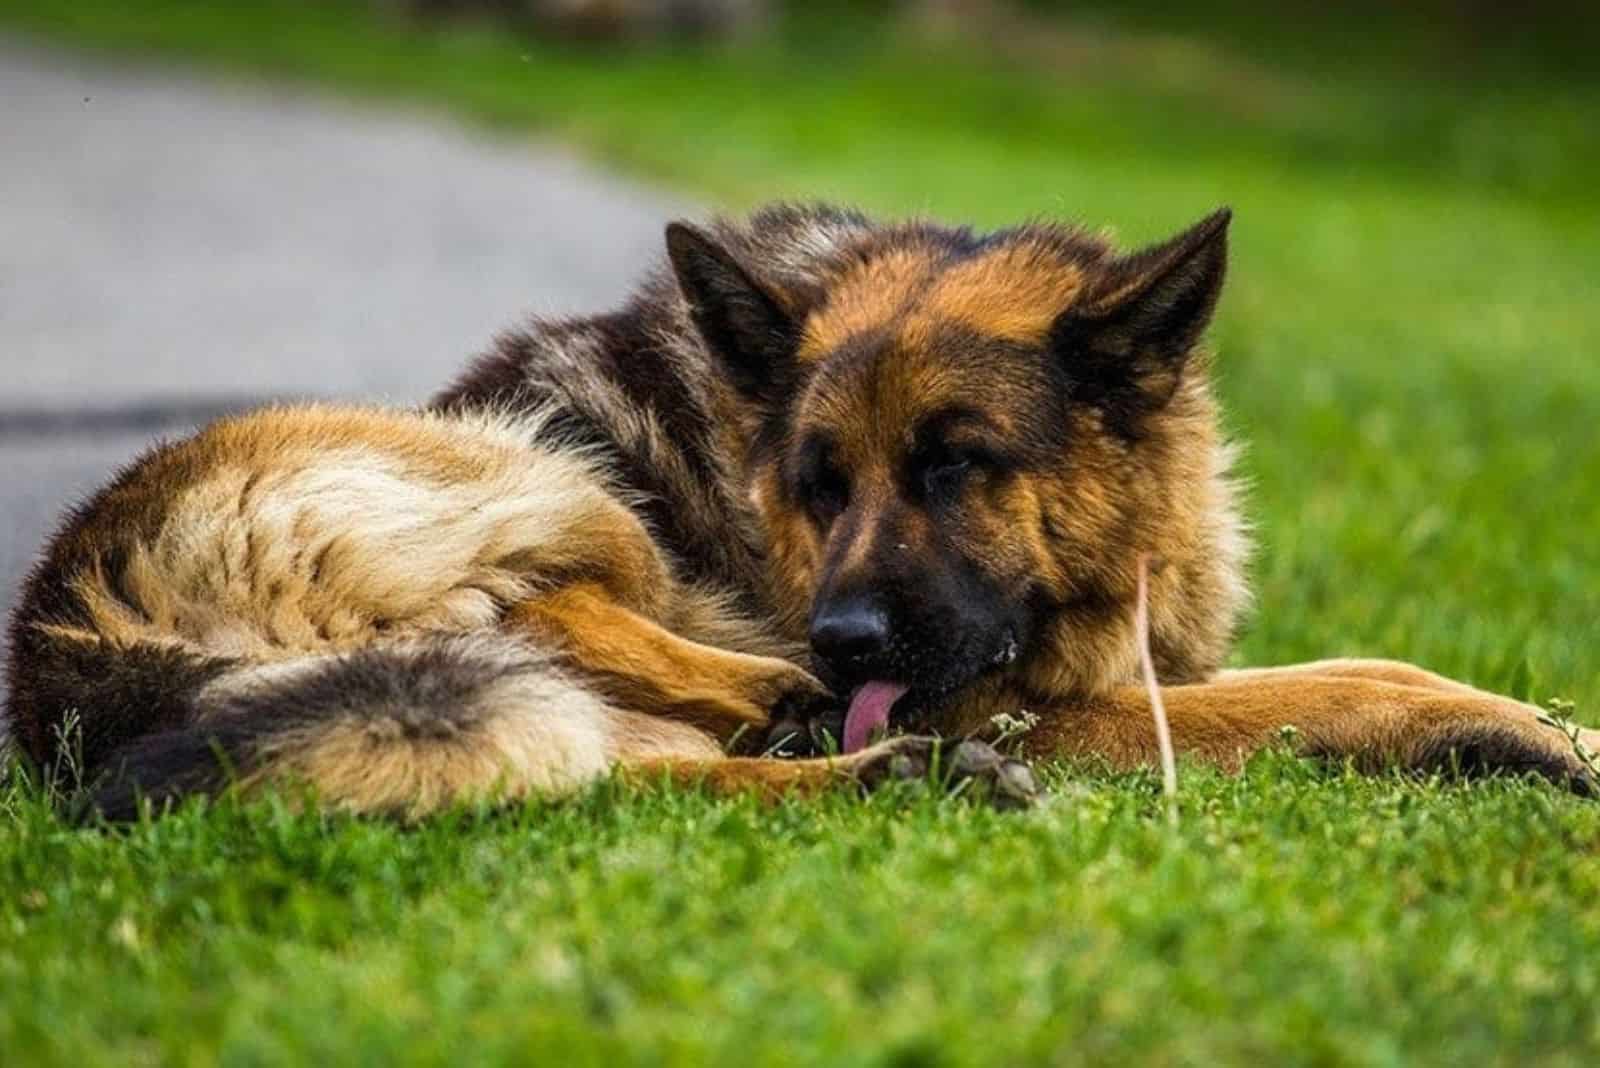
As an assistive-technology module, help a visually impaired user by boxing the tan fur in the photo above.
[800,247,937,359]
[1013,664,1600,778]
[234,643,618,817]
[762,349,1246,703]
[506,582,824,741]
[909,243,1085,345]
[65,406,672,660]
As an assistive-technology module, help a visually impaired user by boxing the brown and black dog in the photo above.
[4,203,1592,817]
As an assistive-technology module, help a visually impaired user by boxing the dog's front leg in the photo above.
[504,582,829,744]
[1021,669,1598,792]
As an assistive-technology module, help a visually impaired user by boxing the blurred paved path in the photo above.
[0,41,687,649]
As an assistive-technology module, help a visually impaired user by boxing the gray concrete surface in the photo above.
[0,41,687,664]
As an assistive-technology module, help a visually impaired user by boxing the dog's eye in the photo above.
[915,446,985,501]
[790,433,850,524]
[803,462,850,522]
[794,443,850,524]
[922,456,972,497]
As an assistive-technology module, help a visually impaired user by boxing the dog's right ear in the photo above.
[666,222,798,406]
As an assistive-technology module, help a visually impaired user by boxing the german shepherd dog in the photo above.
[6,203,1594,818]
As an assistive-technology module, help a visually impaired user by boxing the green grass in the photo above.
[2,1,1599,1063]
[7,761,1600,1065]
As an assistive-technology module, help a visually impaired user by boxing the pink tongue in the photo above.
[842,681,910,754]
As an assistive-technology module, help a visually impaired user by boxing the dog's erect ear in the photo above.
[666,221,798,406]
[1049,208,1230,429]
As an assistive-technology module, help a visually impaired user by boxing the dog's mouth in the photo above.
[838,628,1022,753]
[841,681,911,753]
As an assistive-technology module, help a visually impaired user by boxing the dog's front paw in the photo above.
[763,702,846,758]
[848,736,1039,809]
[716,658,833,753]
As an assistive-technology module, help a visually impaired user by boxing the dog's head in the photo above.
[668,207,1245,743]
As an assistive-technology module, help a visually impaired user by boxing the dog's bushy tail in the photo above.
[38,634,618,821]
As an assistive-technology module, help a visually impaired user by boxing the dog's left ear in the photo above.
[666,221,798,407]
[1049,208,1230,426]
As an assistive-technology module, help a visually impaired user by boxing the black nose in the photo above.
[809,595,892,671]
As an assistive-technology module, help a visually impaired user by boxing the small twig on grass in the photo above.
[1135,553,1179,824]
[1537,698,1600,783]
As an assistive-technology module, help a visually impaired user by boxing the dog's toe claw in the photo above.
[764,718,812,756]
[948,739,1003,777]
[760,704,845,758]
[989,758,1041,809]
[947,739,1039,808]
[852,736,1039,808]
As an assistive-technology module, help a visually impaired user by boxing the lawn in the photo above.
[2,1,1598,1063]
